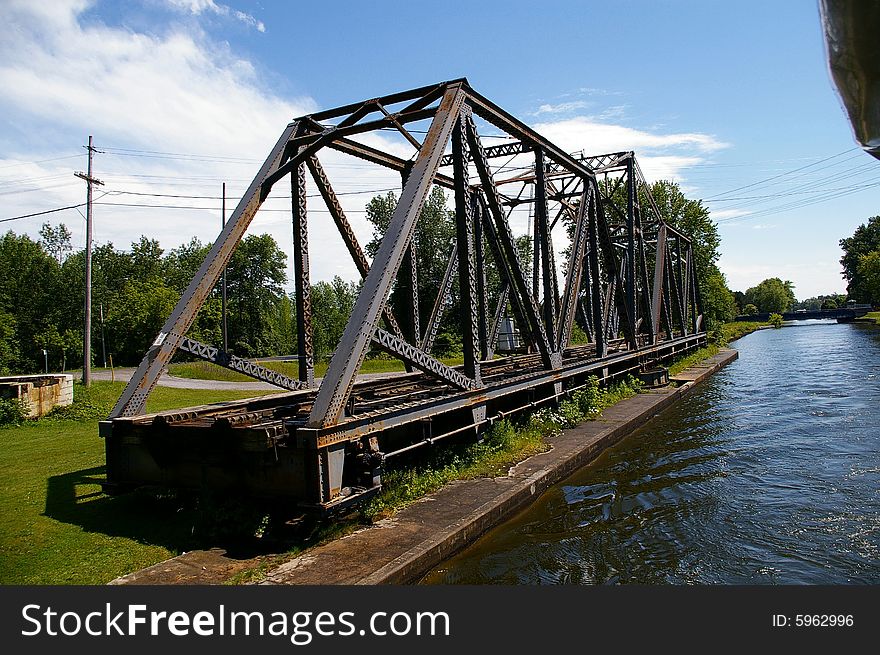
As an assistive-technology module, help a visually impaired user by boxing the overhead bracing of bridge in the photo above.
[103,79,705,512]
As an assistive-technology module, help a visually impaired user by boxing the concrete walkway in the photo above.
[110,348,738,585]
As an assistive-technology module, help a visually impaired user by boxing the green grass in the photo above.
[864,311,880,323]
[668,344,721,376]
[719,320,766,343]
[0,381,277,585]
[168,356,465,382]
[363,375,644,521]
[668,320,766,377]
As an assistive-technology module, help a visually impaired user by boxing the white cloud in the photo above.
[531,116,728,183]
[534,117,727,155]
[165,0,265,32]
[0,0,399,288]
[532,100,592,116]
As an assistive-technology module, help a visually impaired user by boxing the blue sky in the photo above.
[1,0,878,299]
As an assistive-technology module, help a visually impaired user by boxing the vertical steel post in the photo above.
[452,111,481,384]
[292,158,314,385]
[682,244,692,335]
[652,223,668,341]
[587,192,606,358]
[534,149,557,347]
[634,203,655,343]
[625,155,637,342]
[473,196,490,360]
[532,189,540,302]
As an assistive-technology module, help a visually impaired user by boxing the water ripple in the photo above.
[424,321,880,584]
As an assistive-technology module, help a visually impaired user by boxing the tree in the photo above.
[647,180,721,288]
[744,277,797,314]
[365,187,457,342]
[105,278,178,363]
[0,231,63,372]
[310,277,358,361]
[0,310,20,374]
[839,215,880,302]
[643,180,736,329]
[701,268,738,326]
[857,250,880,306]
[225,234,287,354]
[39,222,72,264]
[743,303,758,315]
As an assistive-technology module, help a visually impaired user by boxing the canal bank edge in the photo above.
[254,347,739,586]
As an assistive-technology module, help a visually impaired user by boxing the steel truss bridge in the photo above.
[102,79,706,512]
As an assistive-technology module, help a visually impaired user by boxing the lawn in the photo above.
[0,381,277,585]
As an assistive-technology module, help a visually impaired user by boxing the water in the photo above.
[423,320,880,584]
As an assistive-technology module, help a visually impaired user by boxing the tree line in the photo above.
[1,179,744,376]
[0,227,358,375]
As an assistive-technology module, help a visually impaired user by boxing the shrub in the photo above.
[0,397,30,427]
[768,313,784,328]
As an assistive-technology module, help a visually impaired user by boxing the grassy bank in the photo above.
[0,382,276,585]
[364,375,644,521]
[669,321,765,377]
[168,356,465,382]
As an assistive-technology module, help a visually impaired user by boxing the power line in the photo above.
[93,200,371,213]
[0,203,87,223]
[704,147,860,199]
[103,186,401,200]
[716,181,880,224]
[706,178,880,202]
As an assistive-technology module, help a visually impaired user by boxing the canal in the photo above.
[423,320,880,584]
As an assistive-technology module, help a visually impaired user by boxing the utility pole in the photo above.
[221,182,228,352]
[75,136,103,387]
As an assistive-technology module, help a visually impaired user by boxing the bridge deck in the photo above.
[102,333,706,511]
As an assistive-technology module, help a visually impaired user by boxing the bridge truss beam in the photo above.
[104,79,705,511]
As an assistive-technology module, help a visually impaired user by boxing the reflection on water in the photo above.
[423,321,880,584]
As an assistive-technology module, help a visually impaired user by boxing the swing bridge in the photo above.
[101,79,706,512]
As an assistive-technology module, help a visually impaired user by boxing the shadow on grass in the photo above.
[44,465,200,553]
[43,466,308,559]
